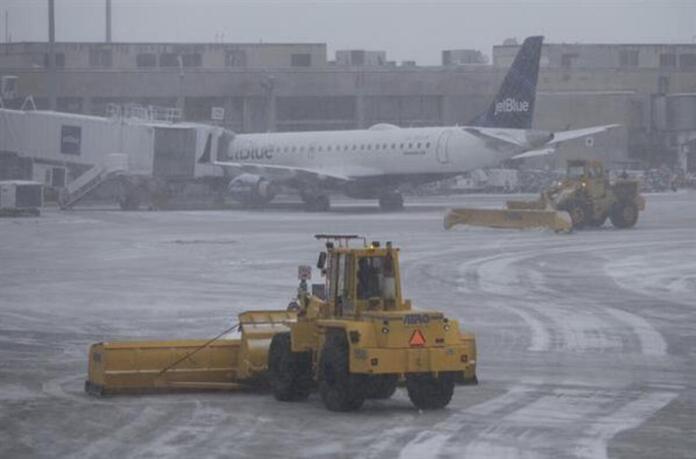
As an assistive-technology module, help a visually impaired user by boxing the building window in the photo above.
[619,49,639,68]
[136,53,157,67]
[181,53,202,67]
[291,53,311,67]
[679,53,696,70]
[659,53,677,69]
[159,53,179,67]
[225,50,247,67]
[89,49,113,68]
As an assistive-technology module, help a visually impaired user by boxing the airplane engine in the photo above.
[227,174,277,206]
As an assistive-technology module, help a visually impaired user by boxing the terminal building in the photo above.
[1,40,696,173]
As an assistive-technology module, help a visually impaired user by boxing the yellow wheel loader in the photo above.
[445,159,645,232]
[86,235,477,411]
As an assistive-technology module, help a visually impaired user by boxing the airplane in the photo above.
[200,36,618,211]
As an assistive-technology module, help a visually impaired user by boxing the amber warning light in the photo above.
[409,329,426,347]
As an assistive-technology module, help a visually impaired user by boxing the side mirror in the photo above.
[317,252,327,270]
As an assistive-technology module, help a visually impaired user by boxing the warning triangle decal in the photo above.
[409,329,426,347]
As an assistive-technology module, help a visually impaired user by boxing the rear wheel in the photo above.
[406,372,455,410]
[610,201,639,228]
[268,332,312,402]
[319,331,365,411]
[364,374,399,399]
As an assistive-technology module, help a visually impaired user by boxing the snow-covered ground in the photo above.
[1,192,695,458]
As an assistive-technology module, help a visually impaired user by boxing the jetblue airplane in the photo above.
[202,36,617,211]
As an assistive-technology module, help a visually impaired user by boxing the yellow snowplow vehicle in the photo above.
[86,235,477,411]
[445,159,645,232]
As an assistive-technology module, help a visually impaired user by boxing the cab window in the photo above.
[357,256,384,300]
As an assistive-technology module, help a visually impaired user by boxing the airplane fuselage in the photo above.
[223,125,518,180]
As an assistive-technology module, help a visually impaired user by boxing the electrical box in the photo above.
[0,180,43,216]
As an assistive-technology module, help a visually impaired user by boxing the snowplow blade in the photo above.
[86,339,244,395]
[85,310,296,395]
[444,208,572,233]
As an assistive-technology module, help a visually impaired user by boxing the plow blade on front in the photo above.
[444,207,572,233]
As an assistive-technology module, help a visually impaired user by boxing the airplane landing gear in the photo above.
[302,192,331,212]
[378,192,404,211]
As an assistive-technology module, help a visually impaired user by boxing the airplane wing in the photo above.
[462,127,525,148]
[547,124,621,145]
[511,148,556,160]
[212,160,353,183]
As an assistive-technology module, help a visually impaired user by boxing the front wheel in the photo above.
[566,201,590,229]
[610,201,639,228]
[268,332,312,402]
[406,372,455,410]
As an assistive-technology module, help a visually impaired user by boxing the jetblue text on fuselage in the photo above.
[494,98,530,116]
[231,147,273,161]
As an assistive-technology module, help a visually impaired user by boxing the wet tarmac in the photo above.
[1,192,694,458]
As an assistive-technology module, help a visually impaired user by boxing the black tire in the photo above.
[378,193,404,211]
[319,331,365,411]
[610,201,639,229]
[304,194,330,212]
[406,372,455,410]
[565,200,591,229]
[590,212,608,227]
[364,374,399,399]
[268,332,313,402]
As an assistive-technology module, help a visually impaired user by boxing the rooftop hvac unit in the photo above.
[1,76,18,100]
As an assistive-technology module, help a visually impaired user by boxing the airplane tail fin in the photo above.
[471,36,543,129]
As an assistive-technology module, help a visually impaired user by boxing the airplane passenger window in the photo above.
[391,143,396,149]
[417,143,421,148]
[408,143,413,148]
[426,142,431,148]
[352,145,357,150]
[360,145,365,150]
[400,143,404,148]
[292,146,297,152]
[383,144,388,149]
[318,146,323,152]
[327,146,332,151]
[367,145,372,150]
[375,145,380,150]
